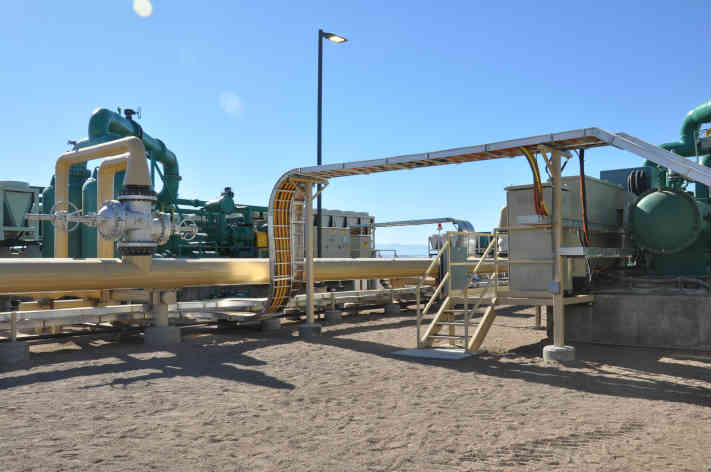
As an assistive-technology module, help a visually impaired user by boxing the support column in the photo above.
[543,150,575,362]
[324,291,342,322]
[532,305,544,330]
[384,290,400,315]
[0,312,30,366]
[261,317,281,331]
[298,182,321,338]
[144,290,181,346]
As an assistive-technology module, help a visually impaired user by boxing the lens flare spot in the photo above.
[133,0,153,18]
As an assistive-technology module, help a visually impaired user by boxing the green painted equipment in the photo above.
[167,187,269,258]
[40,177,54,257]
[68,163,90,257]
[628,190,708,253]
[40,164,90,258]
[78,108,180,208]
[624,101,711,276]
[660,101,711,157]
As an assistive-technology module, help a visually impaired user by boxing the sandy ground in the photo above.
[0,305,709,472]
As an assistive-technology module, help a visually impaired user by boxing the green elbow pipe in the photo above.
[660,101,711,157]
[82,108,180,207]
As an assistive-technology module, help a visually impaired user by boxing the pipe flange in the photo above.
[119,185,157,199]
[118,243,156,256]
[118,194,158,202]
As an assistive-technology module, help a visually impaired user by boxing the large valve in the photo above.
[28,196,198,256]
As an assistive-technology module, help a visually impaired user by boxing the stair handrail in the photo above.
[421,271,450,316]
[416,237,450,347]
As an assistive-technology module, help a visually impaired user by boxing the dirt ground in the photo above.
[0,305,709,471]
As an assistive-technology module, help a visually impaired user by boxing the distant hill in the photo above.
[374,243,429,258]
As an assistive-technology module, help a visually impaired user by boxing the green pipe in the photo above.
[75,108,180,208]
[660,101,711,157]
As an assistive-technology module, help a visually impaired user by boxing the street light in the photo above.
[317,28,347,258]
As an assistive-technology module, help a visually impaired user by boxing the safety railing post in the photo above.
[416,277,422,348]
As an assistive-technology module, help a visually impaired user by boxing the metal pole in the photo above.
[416,276,422,348]
[10,311,17,342]
[316,29,323,258]
[304,183,315,325]
[551,150,565,347]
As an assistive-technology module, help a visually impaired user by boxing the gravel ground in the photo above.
[1,305,709,471]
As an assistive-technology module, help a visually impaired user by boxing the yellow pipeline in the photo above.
[0,257,509,294]
[97,155,128,257]
[54,137,148,257]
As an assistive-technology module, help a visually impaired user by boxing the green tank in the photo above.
[68,163,90,258]
[628,190,706,254]
[628,190,710,275]
[40,176,55,257]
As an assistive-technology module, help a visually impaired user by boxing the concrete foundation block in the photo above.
[260,318,281,331]
[565,294,710,350]
[298,323,322,339]
[543,344,576,362]
[0,342,30,366]
[144,326,181,346]
[324,310,342,323]
[384,303,401,315]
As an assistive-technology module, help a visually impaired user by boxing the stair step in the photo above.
[428,335,466,340]
[436,321,468,326]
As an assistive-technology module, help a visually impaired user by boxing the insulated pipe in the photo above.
[0,257,509,294]
[97,155,128,258]
[54,137,148,257]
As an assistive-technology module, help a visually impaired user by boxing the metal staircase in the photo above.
[416,232,504,352]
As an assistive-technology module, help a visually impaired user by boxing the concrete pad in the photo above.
[260,317,281,331]
[392,348,472,360]
[144,326,181,346]
[0,342,30,366]
[298,323,322,339]
[543,344,576,362]
[384,303,401,315]
[324,310,342,323]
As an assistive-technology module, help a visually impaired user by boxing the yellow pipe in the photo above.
[6,290,103,299]
[97,155,128,257]
[0,257,510,294]
[54,137,148,257]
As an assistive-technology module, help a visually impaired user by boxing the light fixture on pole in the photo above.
[317,28,347,258]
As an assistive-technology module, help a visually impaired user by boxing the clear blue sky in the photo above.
[1,1,709,250]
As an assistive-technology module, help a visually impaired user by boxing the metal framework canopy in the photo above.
[286,127,711,185]
[264,127,711,314]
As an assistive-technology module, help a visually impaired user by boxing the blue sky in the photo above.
[1,1,709,249]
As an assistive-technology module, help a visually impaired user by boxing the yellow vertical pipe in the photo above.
[97,155,128,258]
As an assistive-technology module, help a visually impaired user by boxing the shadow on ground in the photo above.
[1,307,708,408]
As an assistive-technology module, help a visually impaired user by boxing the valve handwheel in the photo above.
[178,218,199,241]
[50,201,82,233]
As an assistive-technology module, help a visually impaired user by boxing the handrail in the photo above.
[422,272,449,316]
[420,296,451,345]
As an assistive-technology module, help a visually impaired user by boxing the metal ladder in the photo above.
[289,186,306,296]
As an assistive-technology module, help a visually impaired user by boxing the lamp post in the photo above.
[317,28,347,258]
